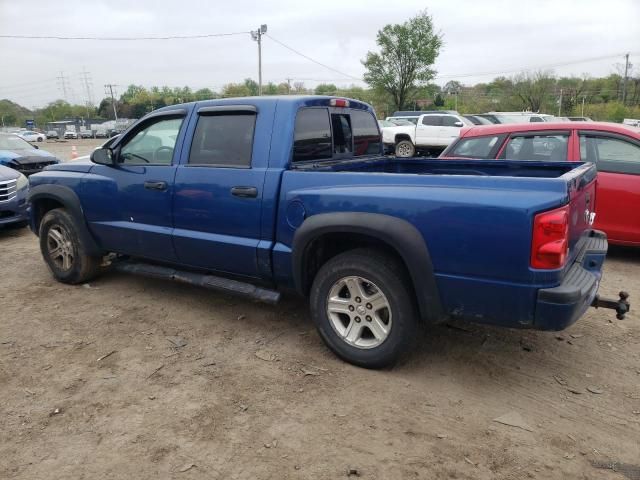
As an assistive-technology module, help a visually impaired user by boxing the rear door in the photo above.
[415,115,441,146]
[578,131,640,245]
[439,115,464,146]
[172,104,268,278]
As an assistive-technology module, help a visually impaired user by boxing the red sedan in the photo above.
[440,122,640,246]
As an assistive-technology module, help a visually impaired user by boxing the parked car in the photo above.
[63,131,78,139]
[16,130,45,142]
[440,121,640,246]
[0,165,29,228]
[385,115,419,125]
[383,112,473,157]
[0,133,60,176]
[80,130,93,139]
[46,130,59,139]
[483,112,557,123]
[568,117,592,122]
[464,114,494,125]
[27,96,625,368]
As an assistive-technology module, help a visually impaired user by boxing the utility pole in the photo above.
[56,71,69,102]
[285,77,292,94]
[558,88,563,117]
[250,24,267,95]
[581,96,586,117]
[104,84,118,121]
[622,52,630,105]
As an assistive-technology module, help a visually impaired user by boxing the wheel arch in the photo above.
[394,133,413,144]
[28,184,103,256]
[292,212,444,323]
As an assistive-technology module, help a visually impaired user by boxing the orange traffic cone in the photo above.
[71,145,78,160]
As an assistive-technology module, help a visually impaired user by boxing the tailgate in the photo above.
[563,163,598,258]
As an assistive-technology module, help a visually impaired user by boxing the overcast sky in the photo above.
[0,0,638,109]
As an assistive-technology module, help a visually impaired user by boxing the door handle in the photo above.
[231,186,258,198]
[144,181,168,191]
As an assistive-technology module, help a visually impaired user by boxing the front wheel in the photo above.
[395,140,415,158]
[309,248,418,368]
[39,208,102,284]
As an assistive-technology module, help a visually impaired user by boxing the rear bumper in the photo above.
[534,230,607,330]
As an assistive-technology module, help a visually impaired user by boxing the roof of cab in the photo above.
[153,95,375,114]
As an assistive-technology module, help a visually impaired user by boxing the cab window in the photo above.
[449,135,502,158]
[421,115,441,126]
[293,107,381,162]
[500,133,569,161]
[120,117,183,165]
[189,113,256,167]
[580,134,640,175]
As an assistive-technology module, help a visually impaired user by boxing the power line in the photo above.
[434,52,640,79]
[264,34,362,82]
[0,31,250,41]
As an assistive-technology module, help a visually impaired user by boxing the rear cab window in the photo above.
[421,115,441,126]
[293,107,381,163]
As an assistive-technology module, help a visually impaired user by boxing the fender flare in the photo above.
[292,212,444,323]
[28,184,103,256]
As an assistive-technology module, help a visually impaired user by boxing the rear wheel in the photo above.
[39,208,102,284]
[309,248,418,368]
[395,140,415,157]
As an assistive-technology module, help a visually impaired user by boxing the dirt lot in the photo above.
[0,227,638,479]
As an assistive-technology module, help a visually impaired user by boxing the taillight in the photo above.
[530,205,569,269]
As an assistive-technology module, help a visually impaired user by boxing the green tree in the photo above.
[362,10,443,110]
[512,71,555,112]
[314,83,338,95]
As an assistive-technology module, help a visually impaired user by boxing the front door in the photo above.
[84,113,187,261]
[172,105,266,278]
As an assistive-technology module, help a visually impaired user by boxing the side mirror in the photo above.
[91,147,114,165]
[454,121,464,127]
[33,145,39,149]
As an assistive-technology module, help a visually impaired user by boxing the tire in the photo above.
[37,137,43,142]
[39,208,102,284]
[395,139,415,157]
[309,248,419,368]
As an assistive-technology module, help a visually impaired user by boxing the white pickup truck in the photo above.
[380,112,472,157]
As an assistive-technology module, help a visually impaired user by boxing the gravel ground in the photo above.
[39,138,105,161]
[0,226,638,480]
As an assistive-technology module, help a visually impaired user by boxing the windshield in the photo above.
[0,134,36,151]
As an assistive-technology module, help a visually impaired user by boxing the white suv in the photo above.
[381,113,472,157]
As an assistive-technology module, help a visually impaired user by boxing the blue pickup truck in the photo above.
[27,96,628,368]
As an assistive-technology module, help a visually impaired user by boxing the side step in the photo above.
[112,261,281,304]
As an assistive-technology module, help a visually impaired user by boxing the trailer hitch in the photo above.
[591,291,630,320]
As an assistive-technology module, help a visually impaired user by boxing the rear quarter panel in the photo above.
[273,169,576,326]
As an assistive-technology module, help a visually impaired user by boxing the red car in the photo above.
[441,122,640,246]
